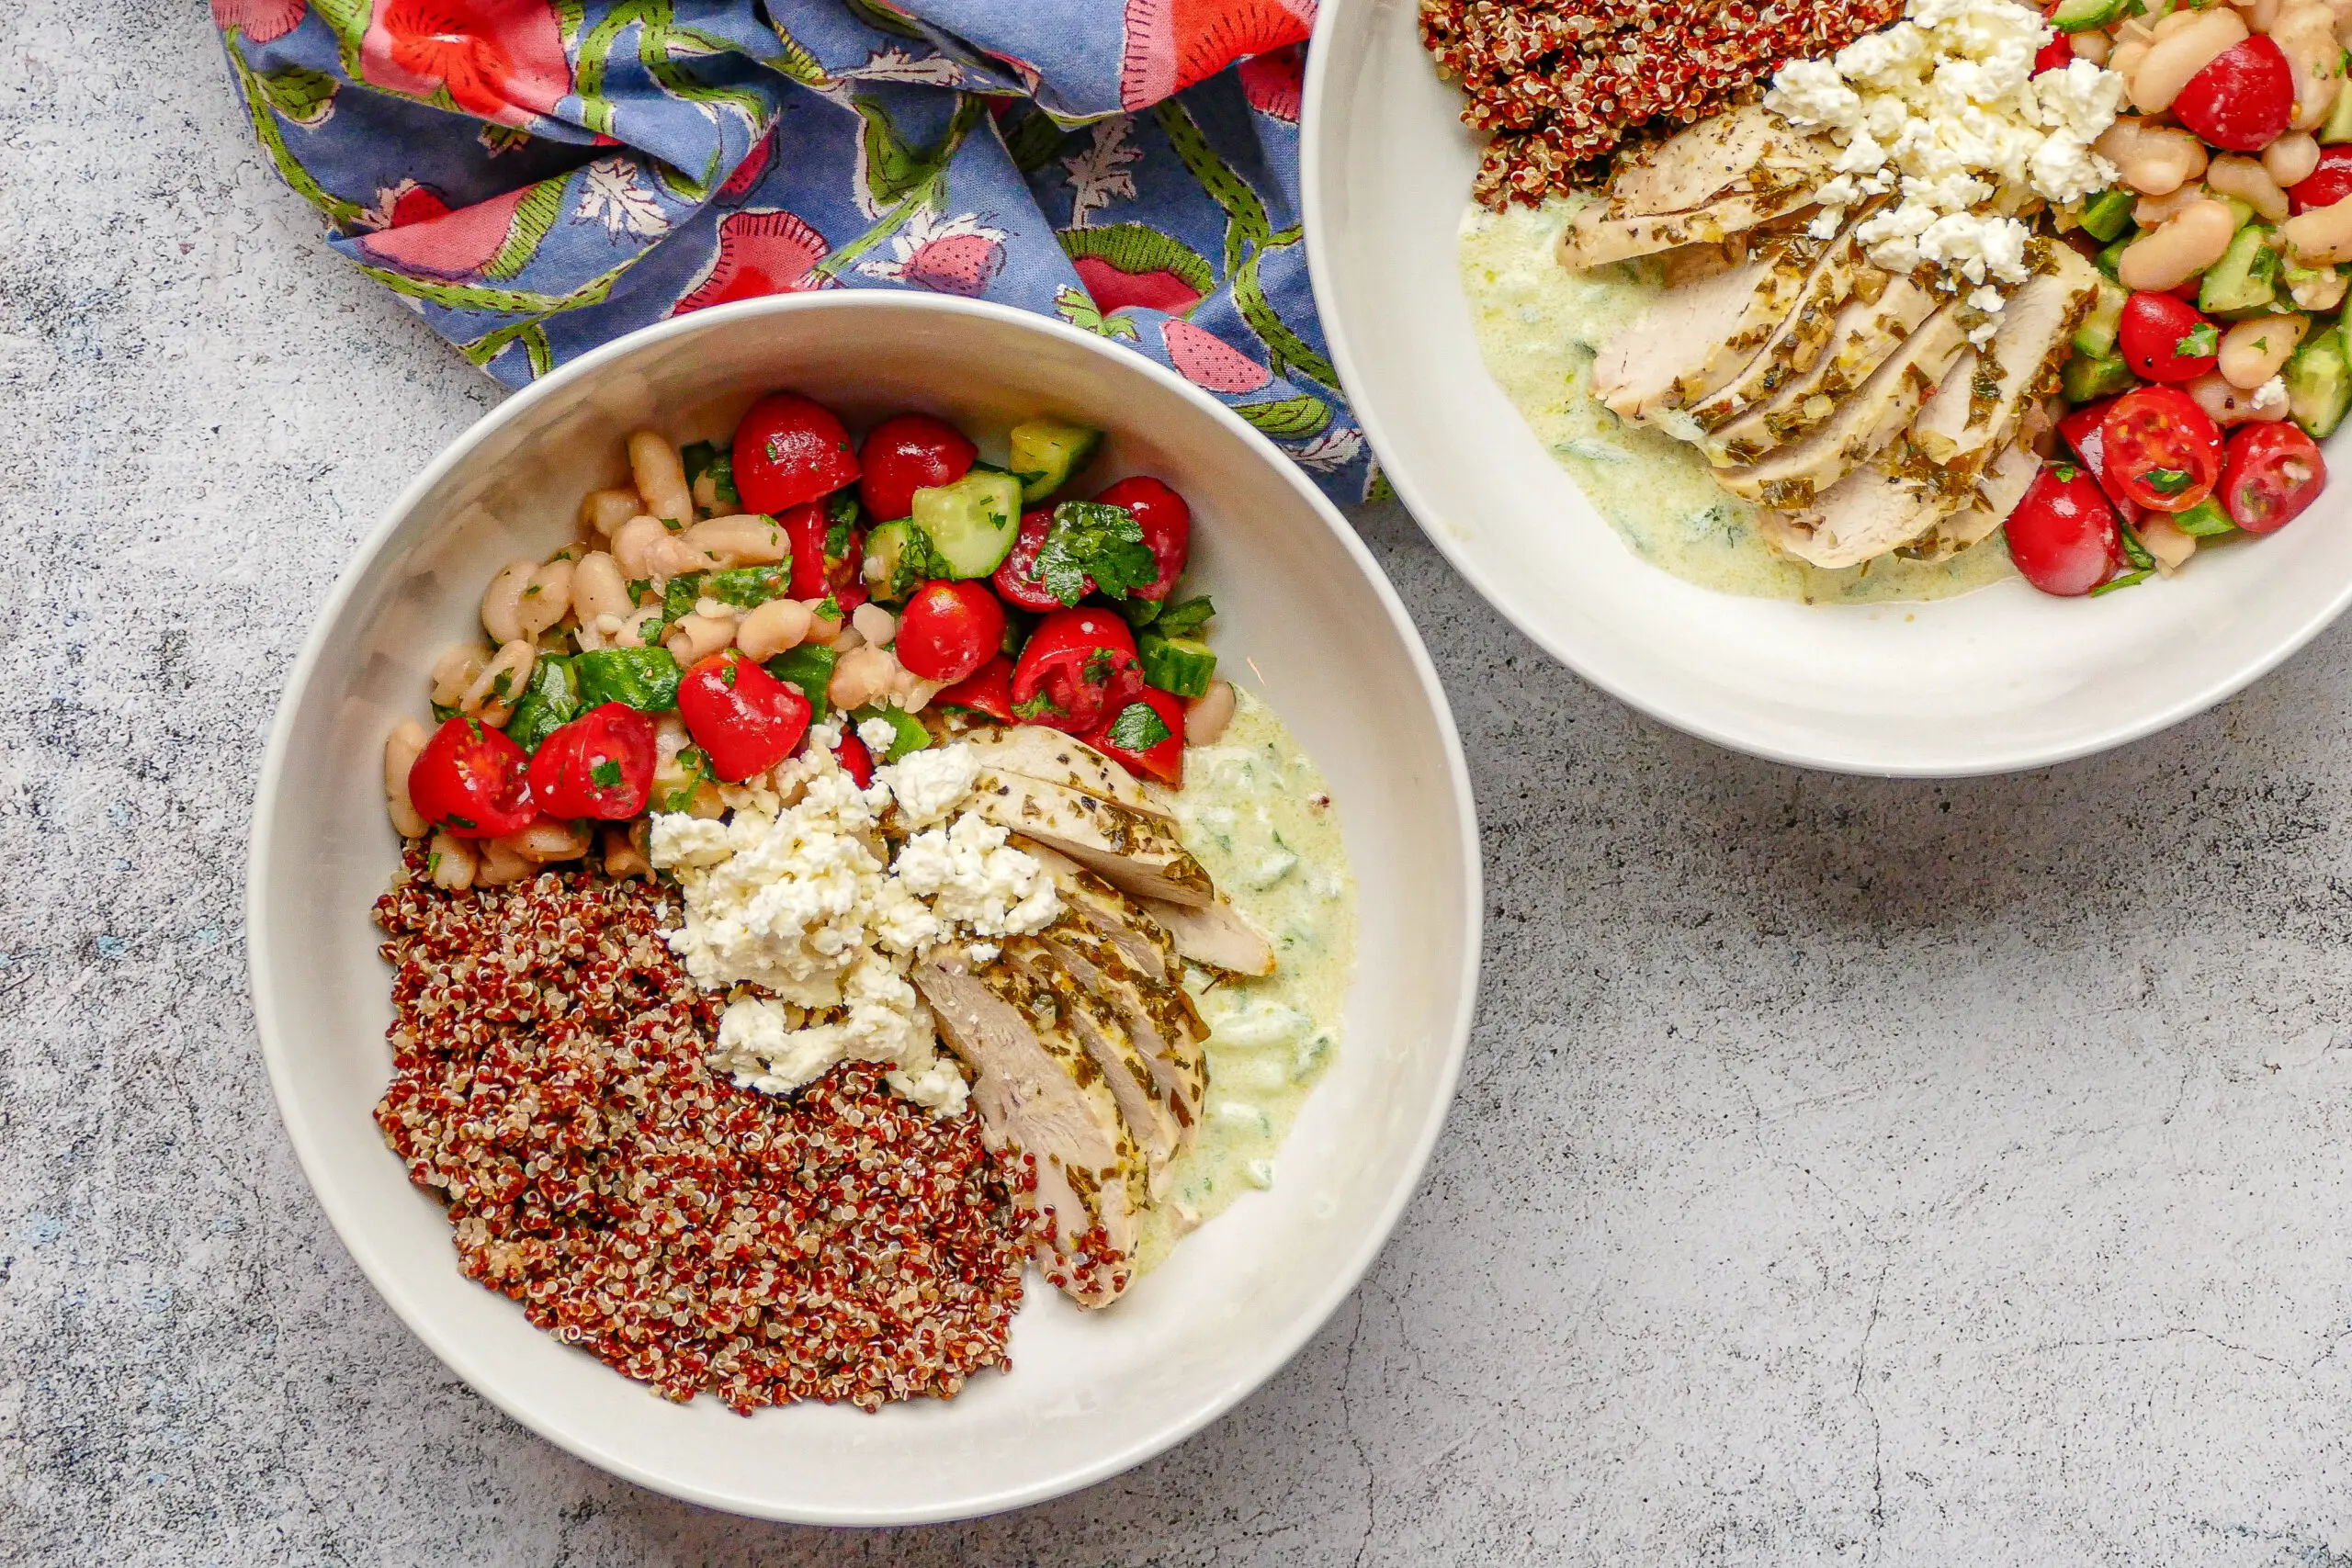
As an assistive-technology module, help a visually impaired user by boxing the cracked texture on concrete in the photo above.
[8,5,2352,1563]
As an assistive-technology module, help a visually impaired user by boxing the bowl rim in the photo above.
[244,289,1483,1524]
[1298,0,2352,779]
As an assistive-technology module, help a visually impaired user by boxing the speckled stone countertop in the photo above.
[10,7,2352,1564]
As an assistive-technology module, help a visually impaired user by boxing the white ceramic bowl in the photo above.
[1304,0,2352,776]
[246,294,1478,1523]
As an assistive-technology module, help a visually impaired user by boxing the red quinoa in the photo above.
[371,851,1031,1414]
[1419,0,1905,206]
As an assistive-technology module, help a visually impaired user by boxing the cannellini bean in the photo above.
[480,558,536,646]
[653,711,692,764]
[602,823,651,882]
[2135,182,2212,226]
[384,719,430,839]
[461,639,537,718]
[2073,28,2112,62]
[2110,38,2151,85]
[2291,265,2350,309]
[2280,193,2352,261]
[683,513,789,566]
[2095,118,2211,196]
[2220,314,2308,387]
[614,605,665,649]
[503,818,594,863]
[2139,514,2199,572]
[851,603,897,647]
[2129,7,2247,112]
[828,644,899,711]
[2208,154,2291,221]
[664,610,736,666]
[736,597,814,660]
[613,513,717,581]
[517,558,573,640]
[2117,198,2239,288]
[475,837,535,886]
[2273,1,2345,129]
[2266,130,2323,187]
[627,430,694,525]
[571,550,630,626]
[2238,0,2285,32]
[426,832,478,891]
[1187,680,1237,745]
[579,487,641,538]
[896,675,946,714]
[2187,368,2291,423]
[2152,8,2203,39]
[430,644,490,709]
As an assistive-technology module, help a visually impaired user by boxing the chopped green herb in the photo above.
[573,646,683,711]
[849,704,931,762]
[1035,501,1160,604]
[627,578,656,604]
[2089,569,2151,595]
[1104,701,1173,751]
[505,655,579,750]
[706,565,787,608]
[814,594,842,621]
[1081,648,1117,685]
[590,758,622,789]
[2177,321,2220,358]
[445,813,476,831]
[824,491,859,558]
[1013,691,1063,720]
[2142,466,2194,495]
[2116,515,2156,572]
[763,644,839,722]
[2051,463,2082,484]
[681,440,741,509]
[652,745,711,813]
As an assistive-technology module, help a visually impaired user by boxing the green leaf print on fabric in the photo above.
[1233,243,1339,392]
[226,47,365,227]
[1057,223,1214,296]
[1231,395,1333,439]
[1054,284,1140,342]
[255,63,339,129]
[482,179,570,282]
[1153,98,1272,277]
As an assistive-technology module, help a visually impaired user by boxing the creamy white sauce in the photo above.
[1458,197,2017,605]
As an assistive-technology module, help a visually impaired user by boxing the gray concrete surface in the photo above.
[10,6,2352,1563]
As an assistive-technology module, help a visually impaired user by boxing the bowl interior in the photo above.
[1306,0,2352,775]
[248,295,1476,1523]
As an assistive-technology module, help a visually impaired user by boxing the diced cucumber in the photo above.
[573,646,682,712]
[850,704,931,763]
[2287,322,2352,436]
[2217,195,2258,232]
[2199,224,2278,316]
[864,520,951,604]
[2052,0,2132,29]
[2174,496,2236,537]
[2074,276,2128,358]
[2061,350,2138,403]
[910,469,1023,578]
[1138,633,1217,698]
[2326,54,2352,143]
[2079,188,2136,243]
[2096,229,2136,283]
[763,644,838,723]
[1007,418,1103,503]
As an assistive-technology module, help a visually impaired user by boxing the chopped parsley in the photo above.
[2142,467,2194,495]
[2177,321,2220,358]
[1035,502,1159,604]
[590,758,623,789]
[1013,692,1063,720]
[1104,701,1172,751]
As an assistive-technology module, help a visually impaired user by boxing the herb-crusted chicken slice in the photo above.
[1000,936,1186,1199]
[970,770,1214,907]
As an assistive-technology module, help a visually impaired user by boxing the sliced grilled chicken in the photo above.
[1137,894,1277,977]
[1607,105,1791,216]
[1705,277,1939,466]
[913,955,1150,1306]
[959,728,1169,818]
[1557,107,1838,268]
[1907,250,2099,471]
[1593,234,1826,422]
[1000,936,1185,1198]
[1714,304,1970,508]
[1025,843,1183,983]
[1921,440,2041,557]
[1758,437,2043,569]
[1037,919,1207,1140]
[1684,221,1877,434]
[971,769,1214,907]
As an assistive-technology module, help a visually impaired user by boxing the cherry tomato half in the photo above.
[858,413,977,523]
[2032,30,2073,75]
[526,703,656,820]
[2117,291,2219,382]
[834,728,876,787]
[2057,399,2143,519]
[677,650,813,781]
[2098,385,2226,513]
[1091,477,1193,601]
[732,391,860,514]
[408,716,536,838]
[1083,686,1188,787]
[2222,421,2329,533]
[895,579,1007,683]
[2005,461,2124,597]
[782,499,866,609]
[934,653,1016,722]
[2291,145,2352,214]
[1011,608,1143,733]
[992,507,1065,611]
[2171,35,2294,152]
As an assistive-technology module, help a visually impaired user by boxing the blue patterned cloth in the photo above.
[209,0,1377,502]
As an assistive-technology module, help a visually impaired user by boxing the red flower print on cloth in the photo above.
[717,131,774,202]
[1074,254,1200,315]
[356,183,531,278]
[673,210,831,313]
[1118,0,1315,109]
[1238,41,1304,124]
[856,210,1006,298]
[211,0,307,41]
[360,0,572,129]
[1161,318,1272,394]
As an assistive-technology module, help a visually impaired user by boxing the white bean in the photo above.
[2139,514,2199,572]
[828,645,899,711]
[2219,313,2308,387]
[427,832,478,891]
[2117,198,2239,289]
[614,514,716,581]
[571,550,630,626]
[602,823,651,881]
[2266,130,2323,186]
[683,513,789,566]
[384,719,430,838]
[851,603,897,647]
[2072,28,2112,62]
[736,597,814,660]
[2280,193,2352,261]
[2187,368,2292,423]
[1187,680,1237,744]
[664,611,737,667]
[579,487,641,538]
[2273,1,2344,130]
[627,430,694,525]
[2095,118,2211,196]
[429,644,489,710]
[2208,154,2291,220]
[2290,265,2350,309]
[2134,182,2212,227]
[615,605,666,649]
[2128,7,2247,112]
[461,639,537,719]
[475,837,535,886]
[502,818,594,863]
[480,558,536,646]
[517,558,573,640]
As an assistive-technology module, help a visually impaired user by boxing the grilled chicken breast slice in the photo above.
[1684,222,1877,434]
[1000,936,1185,1198]
[971,770,1215,907]
[1136,894,1277,976]
[1704,277,1939,467]
[1593,235,1826,423]
[1907,250,2100,473]
[959,728,1170,818]
[1557,107,1838,269]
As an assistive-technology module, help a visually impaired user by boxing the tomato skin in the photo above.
[2006,462,2125,596]
[2099,386,2226,513]
[732,392,860,513]
[526,703,656,819]
[992,507,1065,611]
[895,580,1007,682]
[1083,687,1188,786]
[2172,36,2295,152]
[408,716,537,838]
[857,413,977,523]
[1091,477,1193,600]
[2222,421,2329,533]
[676,650,814,781]
[2290,145,2352,213]
[1011,608,1143,733]
[933,653,1016,722]
[781,501,867,609]
[2117,292,2219,382]
[833,729,875,787]
[2032,30,2073,74]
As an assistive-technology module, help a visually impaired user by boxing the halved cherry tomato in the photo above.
[526,703,656,819]
[2058,399,2141,520]
[1083,686,1188,787]
[1011,607,1143,733]
[408,716,536,838]
[676,650,813,781]
[895,579,1007,682]
[1091,476,1193,601]
[2117,291,2219,382]
[934,653,1015,722]
[2291,145,2352,213]
[834,728,875,787]
[732,391,859,513]
[2099,386,2226,513]
[2222,421,2328,533]
[2006,461,2124,597]
[992,507,1064,611]
[858,413,977,522]
[781,500,866,609]
[2172,36,2294,152]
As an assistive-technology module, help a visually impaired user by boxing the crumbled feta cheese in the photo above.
[880,743,982,827]
[892,813,1062,938]
[856,716,899,757]
[2253,377,2290,415]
